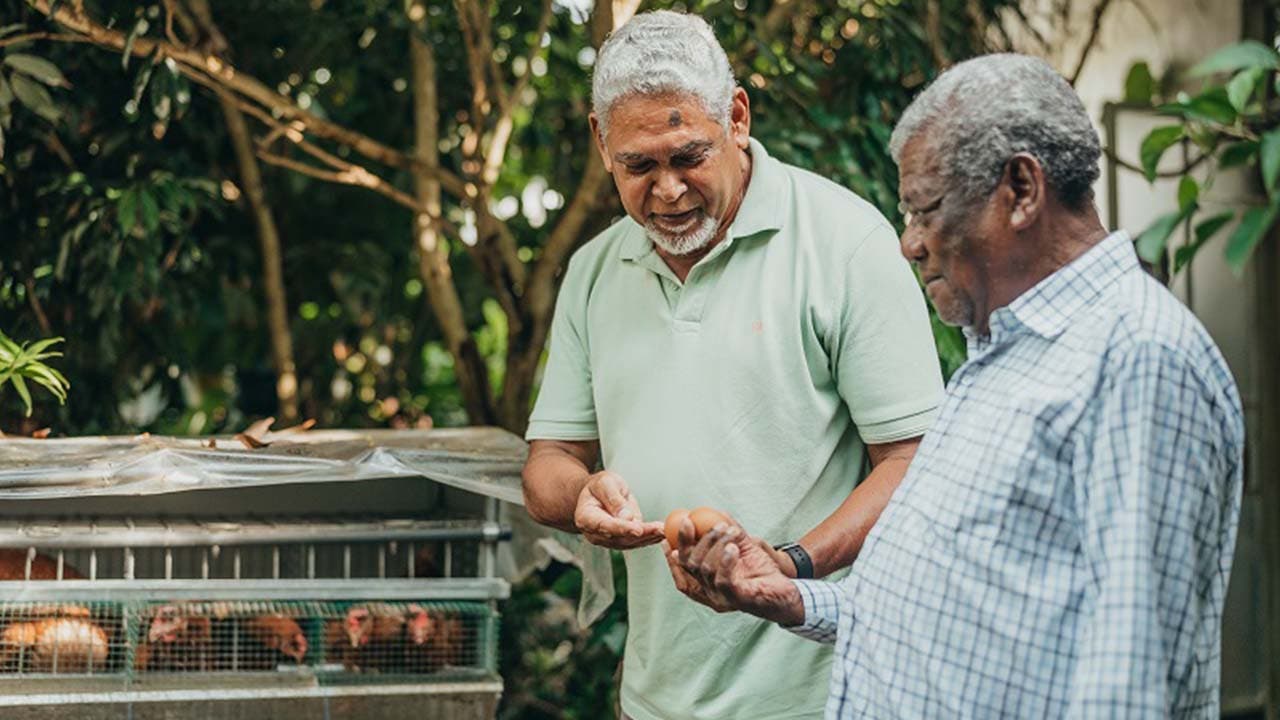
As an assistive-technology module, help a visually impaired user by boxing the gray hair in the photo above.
[591,10,736,139]
[889,53,1101,210]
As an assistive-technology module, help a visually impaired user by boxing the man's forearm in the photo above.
[521,442,594,533]
[799,454,912,577]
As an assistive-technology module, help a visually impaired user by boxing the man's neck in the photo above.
[974,206,1109,336]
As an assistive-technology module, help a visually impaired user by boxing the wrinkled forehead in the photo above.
[897,131,948,195]
[605,92,722,133]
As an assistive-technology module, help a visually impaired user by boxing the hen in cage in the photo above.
[0,551,116,675]
[243,612,309,668]
[0,616,111,673]
[133,603,213,672]
[0,429,523,718]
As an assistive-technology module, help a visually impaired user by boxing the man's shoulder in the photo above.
[771,156,895,257]
[562,215,643,281]
[1097,269,1235,391]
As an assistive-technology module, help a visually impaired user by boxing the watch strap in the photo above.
[774,542,814,579]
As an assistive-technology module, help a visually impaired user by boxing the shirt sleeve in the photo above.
[830,224,945,444]
[525,255,599,441]
[784,579,844,644]
[1066,340,1244,718]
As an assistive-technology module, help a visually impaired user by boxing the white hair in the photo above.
[889,53,1102,209]
[591,10,736,139]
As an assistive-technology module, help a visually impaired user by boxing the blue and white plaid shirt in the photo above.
[791,231,1244,718]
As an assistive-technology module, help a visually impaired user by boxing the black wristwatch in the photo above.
[773,542,814,579]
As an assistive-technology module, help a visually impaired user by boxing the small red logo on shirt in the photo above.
[752,320,764,335]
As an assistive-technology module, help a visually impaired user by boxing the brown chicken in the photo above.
[404,606,466,673]
[133,605,212,672]
[243,613,308,668]
[0,549,85,580]
[323,604,411,672]
[0,617,109,672]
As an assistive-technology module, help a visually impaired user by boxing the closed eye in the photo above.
[900,195,945,226]
[671,151,708,168]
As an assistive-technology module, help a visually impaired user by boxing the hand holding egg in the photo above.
[662,507,804,624]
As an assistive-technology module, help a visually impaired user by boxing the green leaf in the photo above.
[1158,88,1238,125]
[1191,40,1280,76]
[1197,210,1237,244]
[1224,204,1278,273]
[3,54,68,88]
[1124,62,1156,104]
[117,189,137,235]
[10,375,32,417]
[1136,210,1188,263]
[0,72,12,110]
[0,24,25,39]
[9,73,60,123]
[1173,210,1236,272]
[1220,140,1258,169]
[1263,129,1280,196]
[1140,126,1183,181]
[1177,176,1199,212]
[22,338,61,358]
[1227,67,1264,113]
[138,188,159,232]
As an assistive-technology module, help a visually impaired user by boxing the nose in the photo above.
[652,170,687,205]
[899,224,926,264]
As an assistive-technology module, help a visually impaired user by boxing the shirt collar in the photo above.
[619,136,787,262]
[979,230,1137,343]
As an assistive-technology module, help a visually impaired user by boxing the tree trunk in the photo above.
[216,87,298,422]
[410,7,497,427]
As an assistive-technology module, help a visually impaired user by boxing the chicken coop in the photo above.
[0,428,540,720]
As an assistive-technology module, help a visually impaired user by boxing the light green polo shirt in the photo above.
[527,138,944,720]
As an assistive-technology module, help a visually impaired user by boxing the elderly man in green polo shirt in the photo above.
[520,10,943,720]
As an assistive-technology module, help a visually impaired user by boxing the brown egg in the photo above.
[664,508,690,548]
[664,506,733,548]
[689,507,731,537]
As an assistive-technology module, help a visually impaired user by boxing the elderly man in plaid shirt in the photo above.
[667,53,1244,718]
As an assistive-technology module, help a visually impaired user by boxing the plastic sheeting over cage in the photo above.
[0,428,616,627]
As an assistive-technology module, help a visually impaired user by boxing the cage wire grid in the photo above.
[0,600,495,683]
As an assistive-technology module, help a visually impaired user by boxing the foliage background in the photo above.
[0,0,1026,715]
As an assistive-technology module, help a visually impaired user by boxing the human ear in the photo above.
[729,87,751,149]
[1007,153,1044,230]
[589,113,613,173]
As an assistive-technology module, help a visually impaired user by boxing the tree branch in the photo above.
[1005,3,1050,52]
[480,0,553,186]
[1068,0,1114,86]
[24,279,52,336]
[924,0,948,69]
[254,148,457,235]
[0,32,87,50]
[26,0,471,199]
[526,148,611,325]
[409,10,497,425]
[1106,146,1210,178]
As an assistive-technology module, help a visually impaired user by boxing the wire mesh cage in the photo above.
[0,433,521,716]
[0,599,496,682]
[0,601,124,676]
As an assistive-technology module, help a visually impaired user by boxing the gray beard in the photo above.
[644,213,720,256]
